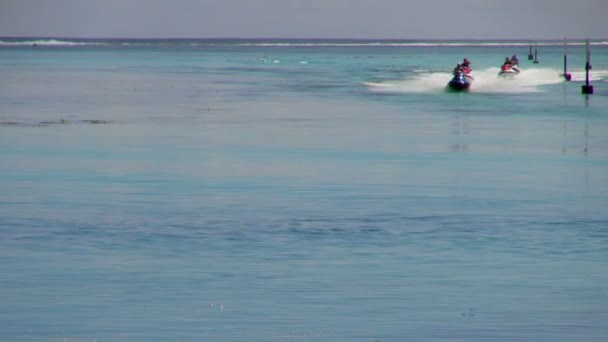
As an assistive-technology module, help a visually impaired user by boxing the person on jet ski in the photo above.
[502,57,520,73]
[510,55,519,65]
[453,63,463,74]
[502,57,513,70]
[461,58,472,73]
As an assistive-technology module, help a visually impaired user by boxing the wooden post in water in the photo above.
[582,38,594,94]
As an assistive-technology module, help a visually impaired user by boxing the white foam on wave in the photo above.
[0,39,104,46]
[3,39,605,48]
[365,67,577,94]
[473,67,567,93]
[364,72,454,93]
[567,69,608,82]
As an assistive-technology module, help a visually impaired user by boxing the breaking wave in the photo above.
[2,38,607,48]
[237,41,608,47]
[0,39,106,46]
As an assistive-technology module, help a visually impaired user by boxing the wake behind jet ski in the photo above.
[498,55,521,79]
[447,58,474,91]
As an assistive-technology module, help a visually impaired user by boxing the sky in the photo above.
[0,0,606,40]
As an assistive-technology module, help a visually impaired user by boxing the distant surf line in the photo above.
[236,42,608,47]
[2,39,608,48]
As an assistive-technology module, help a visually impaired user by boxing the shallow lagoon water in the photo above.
[1,39,608,341]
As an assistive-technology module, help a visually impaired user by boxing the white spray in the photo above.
[364,67,586,94]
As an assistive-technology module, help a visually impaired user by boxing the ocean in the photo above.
[1,38,608,341]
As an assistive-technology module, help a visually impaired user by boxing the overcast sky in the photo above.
[0,0,606,39]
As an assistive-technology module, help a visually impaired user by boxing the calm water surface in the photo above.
[1,39,608,341]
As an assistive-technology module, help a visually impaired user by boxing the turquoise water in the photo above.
[1,38,608,341]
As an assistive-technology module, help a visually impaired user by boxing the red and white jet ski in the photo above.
[498,64,521,79]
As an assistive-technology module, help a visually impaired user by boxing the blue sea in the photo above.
[1,38,608,341]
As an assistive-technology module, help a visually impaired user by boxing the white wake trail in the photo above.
[365,67,575,94]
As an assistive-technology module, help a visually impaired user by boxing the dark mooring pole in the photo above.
[563,36,571,81]
[582,38,594,94]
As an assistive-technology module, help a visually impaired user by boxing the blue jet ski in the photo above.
[447,69,473,91]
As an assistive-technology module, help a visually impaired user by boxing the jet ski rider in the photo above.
[461,58,471,74]
[510,55,519,65]
[502,56,521,73]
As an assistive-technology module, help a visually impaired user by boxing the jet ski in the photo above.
[447,66,474,91]
[498,64,521,79]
